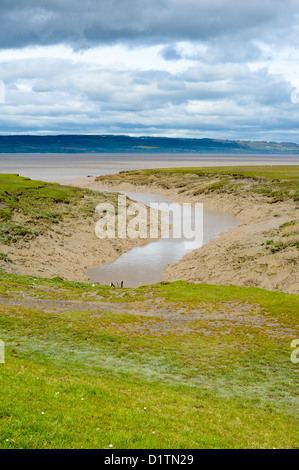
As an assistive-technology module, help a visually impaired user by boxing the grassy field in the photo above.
[0,169,298,449]
[96,165,299,202]
[0,174,112,246]
[0,271,298,449]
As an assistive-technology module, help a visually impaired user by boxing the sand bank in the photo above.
[57,175,299,294]
[0,184,163,283]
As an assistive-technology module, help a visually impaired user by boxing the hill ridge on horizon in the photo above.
[0,134,299,154]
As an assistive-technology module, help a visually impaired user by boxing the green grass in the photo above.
[0,271,298,449]
[96,165,299,202]
[0,168,298,448]
[261,220,299,253]
[0,174,112,245]
[119,165,299,181]
[0,174,83,211]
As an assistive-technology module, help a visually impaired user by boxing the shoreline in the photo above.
[55,175,299,294]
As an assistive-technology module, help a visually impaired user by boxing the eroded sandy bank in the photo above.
[57,175,299,294]
[0,185,163,283]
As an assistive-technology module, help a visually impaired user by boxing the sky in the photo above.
[0,0,299,141]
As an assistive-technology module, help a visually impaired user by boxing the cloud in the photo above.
[181,40,265,64]
[0,1,299,141]
[0,0,298,49]
[159,45,183,61]
[0,53,298,141]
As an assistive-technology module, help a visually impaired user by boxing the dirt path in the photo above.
[0,292,295,339]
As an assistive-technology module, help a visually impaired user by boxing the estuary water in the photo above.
[1,152,298,180]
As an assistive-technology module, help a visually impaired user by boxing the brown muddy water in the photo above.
[87,189,240,287]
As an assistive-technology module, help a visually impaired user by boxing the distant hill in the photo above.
[0,135,299,154]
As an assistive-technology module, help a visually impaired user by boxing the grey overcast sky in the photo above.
[0,0,299,141]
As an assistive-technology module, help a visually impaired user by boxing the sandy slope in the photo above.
[0,185,163,283]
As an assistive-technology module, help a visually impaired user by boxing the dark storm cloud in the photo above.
[0,0,298,49]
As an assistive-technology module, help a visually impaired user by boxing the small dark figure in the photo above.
[120,281,123,288]
[110,282,115,287]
